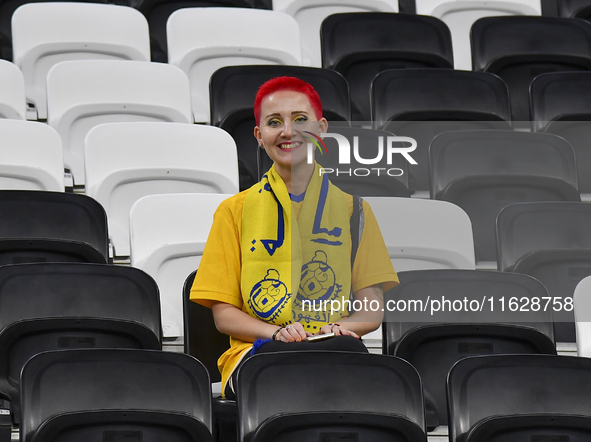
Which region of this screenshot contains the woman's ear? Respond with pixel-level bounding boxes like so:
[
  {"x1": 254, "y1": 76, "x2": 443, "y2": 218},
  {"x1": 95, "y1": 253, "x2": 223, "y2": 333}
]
[
  {"x1": 253, "y1": 126, "x2": 263, "y2": 148},
  {"x1": 319, "y1": 118, "x2": 328, "y2": 135}
]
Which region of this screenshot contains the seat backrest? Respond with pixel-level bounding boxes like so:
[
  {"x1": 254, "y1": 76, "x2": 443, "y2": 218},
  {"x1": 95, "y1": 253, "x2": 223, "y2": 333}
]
[
  {"x1": 558, "y1": 0, "x2": 591, "y2": 19},
  {"x1": 236, "y1": 351, "x2": 425, "y2": 441},
  {"x1": 530, "y1": 72, "x2": 591, "y2": 194},
  {"x1": 448, "y1": 354, "x2": 591, "y2": 442},
  {"x1": 0, "y1": 190, "x2": 109, "y2": 265},
  {"x1": 20, "y1": 349, "x2": 212, "y2": 441},
  {"x1": 0, "y1": 262, "x2": 161, "y2": 337},
  {"x1": 210, "y1": 64, "x2": 351, "y2": 190},
  {"x1": 183, "y1": 270, "x2": 230, "y2": 384},
  {"x1": 496, "y1": 201, "x2": 591, "y2": 271},
  {"x1": 430, "y1": 130, "x2": 578, "y2": 198},
  {"x1": 274, "y1": 0, "x2": 399, "y2": 67},
  {"x1": 574, "y1": 275, "x2": 591, "y2": 356},
  {"x1": 372, "y1": 70, "x2": 512, "y2": 195},
  {"x1": 0, "y1": 60, "x2": 25, "y2": 119},
  {"x1": 383, "y1": 269, "x2": 555, "y2": 352},
  {"x1": 46, "y1": 60, "x2": 193, "y2": 186},
  {"x1": 12, "y1": 2, "x2": 150, "y2": 120},
  {"x1": 130, "y1": 193, "x2": 233, "y2": 338},
  {"x1": 439, "y1": 175, "x2": 581, "y2": 264},
  {"x1": 321, "y1": 12, "x2": 453, "y2": 120},
  {"x1": 167, "y1": 7, "x2": 302, "y2": 123},
  {"x1": 0, "y1": 263, "x2": 162, "y2": 423},
  {"x1": 383, "y1": 269, "x2": 556, "y2": 428},
  {"x1": 0, "y1": 120, "x2": 64, "y2": 191},
  {"x1": 415, "y1": 0, "x2": 541, "y2": 69},
  {"x1": 0, "y1": 0, "x2": 110, "y2": 62},
  {"x1": 129, "y1": 0, "x2": 254, "y2": 62},
  {"x1": 471, "y1": 16, "x2": 591, "y2": 120},
  {"x1": 85, "y1": 122, "x2": 238, "y2": 257},
  {"x1": 363, "y1": 197, "x2": 476, "y2": 271}
]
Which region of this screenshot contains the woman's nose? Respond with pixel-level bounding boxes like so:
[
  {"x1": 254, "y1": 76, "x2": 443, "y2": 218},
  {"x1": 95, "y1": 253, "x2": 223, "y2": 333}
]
[{"x1": 281, "y1": 121, "x2": 292, "y2": 138}]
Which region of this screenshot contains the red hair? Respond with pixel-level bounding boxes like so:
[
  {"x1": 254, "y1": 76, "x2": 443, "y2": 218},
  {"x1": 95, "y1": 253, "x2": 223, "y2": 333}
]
[{"x1": 254, "y1": 76, "x2": 323, "y2": 126}]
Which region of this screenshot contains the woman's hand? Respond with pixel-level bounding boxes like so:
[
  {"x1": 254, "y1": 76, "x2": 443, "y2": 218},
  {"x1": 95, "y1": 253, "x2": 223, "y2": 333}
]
[
  {"x1": 317, "y1": 323, "x2": 360, "y2": 339},
  {"x1": 274, "y1": 322, "x2": 313, "y2": 342}
]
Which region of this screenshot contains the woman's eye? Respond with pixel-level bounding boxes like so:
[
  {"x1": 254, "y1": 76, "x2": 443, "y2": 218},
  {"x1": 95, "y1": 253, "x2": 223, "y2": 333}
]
[
  {"x1": 267, "y1": 118, "x2": 282, "y2": 127},
  {"x1": 294, "y1": 115, "x2": 308, "y2": 124}
]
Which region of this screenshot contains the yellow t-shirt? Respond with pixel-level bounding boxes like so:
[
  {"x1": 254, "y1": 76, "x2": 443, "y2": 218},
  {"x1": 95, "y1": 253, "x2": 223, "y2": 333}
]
[{"x1": 190, "y1": 187, "x2": 398, "y2": 393}]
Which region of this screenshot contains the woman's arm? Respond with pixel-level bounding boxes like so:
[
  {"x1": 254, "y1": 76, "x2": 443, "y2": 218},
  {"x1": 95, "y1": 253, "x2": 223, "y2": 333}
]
[
  {"x1": 317, "y1": 284, "x2": 384, "y2": 338},
  {"x1": 211, "y1": 301, "x2": 311, "y2": 342}
]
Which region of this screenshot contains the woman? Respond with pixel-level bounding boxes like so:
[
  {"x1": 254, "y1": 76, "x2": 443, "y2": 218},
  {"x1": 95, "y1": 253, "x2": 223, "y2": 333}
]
[{"x1": 191, "y1": 77, "x2": 398, "y2": 398}]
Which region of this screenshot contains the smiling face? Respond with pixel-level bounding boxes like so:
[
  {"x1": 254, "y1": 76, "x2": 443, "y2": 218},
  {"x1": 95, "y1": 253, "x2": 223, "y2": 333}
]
[{"x1": 254, "y1": 90, "x2": 327, "y2": 178}]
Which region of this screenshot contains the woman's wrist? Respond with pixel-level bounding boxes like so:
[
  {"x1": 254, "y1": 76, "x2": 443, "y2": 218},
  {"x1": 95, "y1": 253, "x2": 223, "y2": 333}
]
[{"x1": 271, "y1": 327, "x2": 282, "y2": 341}]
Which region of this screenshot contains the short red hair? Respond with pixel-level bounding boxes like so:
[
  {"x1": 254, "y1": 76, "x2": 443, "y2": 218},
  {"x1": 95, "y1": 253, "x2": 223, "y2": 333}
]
[{"x1": 254, "y1": 76, "x2": 323, "y2": 126}]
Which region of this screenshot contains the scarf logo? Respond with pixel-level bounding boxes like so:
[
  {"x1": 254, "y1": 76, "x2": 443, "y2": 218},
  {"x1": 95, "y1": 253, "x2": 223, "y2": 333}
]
[{"x1": 248, "y1": 269, "x2": 290, "y2": 321}]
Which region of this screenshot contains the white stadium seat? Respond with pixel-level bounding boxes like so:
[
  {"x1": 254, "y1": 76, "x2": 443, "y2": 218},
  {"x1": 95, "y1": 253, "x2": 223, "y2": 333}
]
[
  {"x1": 0, "y1": 60, "x2": 26, "y2": 120},
  {"x1": 12, "y1": 2, "x2": 150, "y2": 120},
  {"x1": 167, "y1": 7, "x2": 302, "y2": 123},
  {"x1": 85, "y1": 122, "x2": 239, "y2": 257},
  {"x1": 47, "y1": 60, "x2": 193, "y2": 186}
]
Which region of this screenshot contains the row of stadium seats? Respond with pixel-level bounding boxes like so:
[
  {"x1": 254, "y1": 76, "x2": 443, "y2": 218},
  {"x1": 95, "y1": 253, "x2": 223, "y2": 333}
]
[
  {"x1": 3, "y1": 3, "x2": 591, "y2": 121},
  {"x1": 0, "y1": 186, "x2": 590, "y2": 344},
  {"x1": 2, "y1": 260, "x2": 591, "y2": 441}
]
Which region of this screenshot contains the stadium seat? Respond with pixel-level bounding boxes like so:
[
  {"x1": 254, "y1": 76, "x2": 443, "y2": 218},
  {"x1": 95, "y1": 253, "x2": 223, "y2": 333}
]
[
  {"x1": 530, "y1": 71, "x2": 591, "y2": 197},
  {"x1": 20, "y1": 349, "x2": 213, "y2": 441},
  {"x1": 371, "y1": 69, "x2": 512, "y2": 195},
  {"x1": 273, "y1": 0, "x2": 399, "y2": 67},
  {"x1": 383, "y1": 269, "x2": 556, "y2": 430},
  {"x1": 497, "y1": 201, "x2": 591, "y2": 342},
  {"x1": 0, "y1": 262, "x2": 162, "y2": 424},
  {"x1": 46, "y1": 60, "x2": 192, "y2": 187},
  {"x1": 363, "y1": 197, "x2": 476, "y2": 271},
  {"x1": 130, "y1": 193, "x2": 233, "y2": 339},
  {"x1": 0, "y1": 190, "x2": 109, "y2": 265},
  {"x1": 0, "y1": 120, "x2": 64, "y2": 191},
  {"x1": 414, "y1": 0, "x2": 541, "y2": 69},
  {"x1": 236, "y1": 351, "x2": 427, "y2": 442},
  {"x1": 167, "y1": 8, "x2": 302, "y2": 123},
  {"x1": 209, "y1": 64, "x2": 350, "y2": 190},
  {"x1": 321, "y1": 13, "x2": 453, "y2": 121},
  {"x1": 0, "y1": 60, "x2": 25, "y2": 119},
  {"x1": 85, "y1": 122, "x2": 238, "y2": 257},
  {"x1": 448, "y1": 354, "x2": 591, "y2": 442},
  {"x1": 574, "y1": 275, "x2": 591, "y2": 356},
  {"x1": 127, "y1": 0, "x2": 254, "y2": 63},
  {"x1": 0, "y1": 0, "x2": 109, "y2": 62},
  {"x1": 437, "y1": 176, "x2": 580, "y2": 265},
  {"x1": 12, "y1": 2, "x2": 150, "y2": 121},
  {"x1": 183, "y1": 270, "x2": 236, "y2": 442},
  {"x1": 557, "y1": 0, "x2": 591, "y2": 19},
  {"x1": 471, "y1": 16, "x2": 591, "y2": 121},
  {"x1": 305, "y1": 126, "x2": 411, "y2": 197},
  {"x1": 430, "y1": 130, "x2": 578, "y2": 199}
]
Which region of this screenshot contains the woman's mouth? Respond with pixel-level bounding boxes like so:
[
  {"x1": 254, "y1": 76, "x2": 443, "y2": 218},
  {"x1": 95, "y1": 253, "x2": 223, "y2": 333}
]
[{"x1": 278, "y1": 141, "x2": 302, "y2": 150}]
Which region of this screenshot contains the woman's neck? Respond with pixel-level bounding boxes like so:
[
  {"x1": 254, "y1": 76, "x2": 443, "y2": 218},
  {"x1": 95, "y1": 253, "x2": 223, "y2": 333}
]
[{"x1": 274, "y1": 161, "x2": 315, "y2": 195}]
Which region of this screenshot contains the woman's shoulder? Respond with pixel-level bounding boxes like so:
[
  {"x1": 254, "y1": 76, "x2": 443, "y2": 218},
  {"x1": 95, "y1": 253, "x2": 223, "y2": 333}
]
[{"x1": 215, "y1": 188, "x2": 250, "y2": 217}]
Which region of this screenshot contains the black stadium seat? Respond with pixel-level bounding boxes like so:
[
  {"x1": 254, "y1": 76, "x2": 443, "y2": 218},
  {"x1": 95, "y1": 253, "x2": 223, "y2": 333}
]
[
  {"x1": 371, "y1": 69, "x2": 512, "y2": 195},
  {"x1": 321, "y1": 12, "x2": 453, "y2": 121},
  {"x1": 383, "y1": 269, "x2": 556, "y2": 430},
  {"x1": 471, "y1": 15, "x2": 591, "y2": 121},
  {"x1": 0, "y1": 263, "x2": 162, "y2": 424},
  {"x1": 530, "y1": 71, "x2": 591, "y2": 194},
  {"x1": 0, "y1": 190, "x2": 109, "y2": 265},
  {"x1": 236, "y1": 351, "x2": 427, "y2": 442},
  {"x1": 448, "y1": 354, "x2": 591, "y2": 442},
  {"x1": 20, "y1": 349, "x2": 213, "y2": 442}
]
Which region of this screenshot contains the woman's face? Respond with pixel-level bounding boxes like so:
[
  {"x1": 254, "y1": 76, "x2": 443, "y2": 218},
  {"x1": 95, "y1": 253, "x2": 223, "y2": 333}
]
[{"x1": 254, "y1": 90, "x2": 327, "y2": 173}]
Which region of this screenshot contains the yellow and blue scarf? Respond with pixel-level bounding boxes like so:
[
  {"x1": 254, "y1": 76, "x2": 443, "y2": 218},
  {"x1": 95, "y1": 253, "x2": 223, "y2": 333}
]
[{"x1": 242, "y1": 163, "x2": 352, "y2": 332}]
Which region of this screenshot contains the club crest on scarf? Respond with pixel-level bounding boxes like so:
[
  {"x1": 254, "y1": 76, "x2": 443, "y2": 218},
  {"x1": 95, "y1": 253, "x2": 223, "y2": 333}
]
[
  {"x1": 293, "y1": 250, "x2": 342, "y2": 326},
  {"x1": 248, "y1": 269, "x2": 290, "y2": 322}
]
